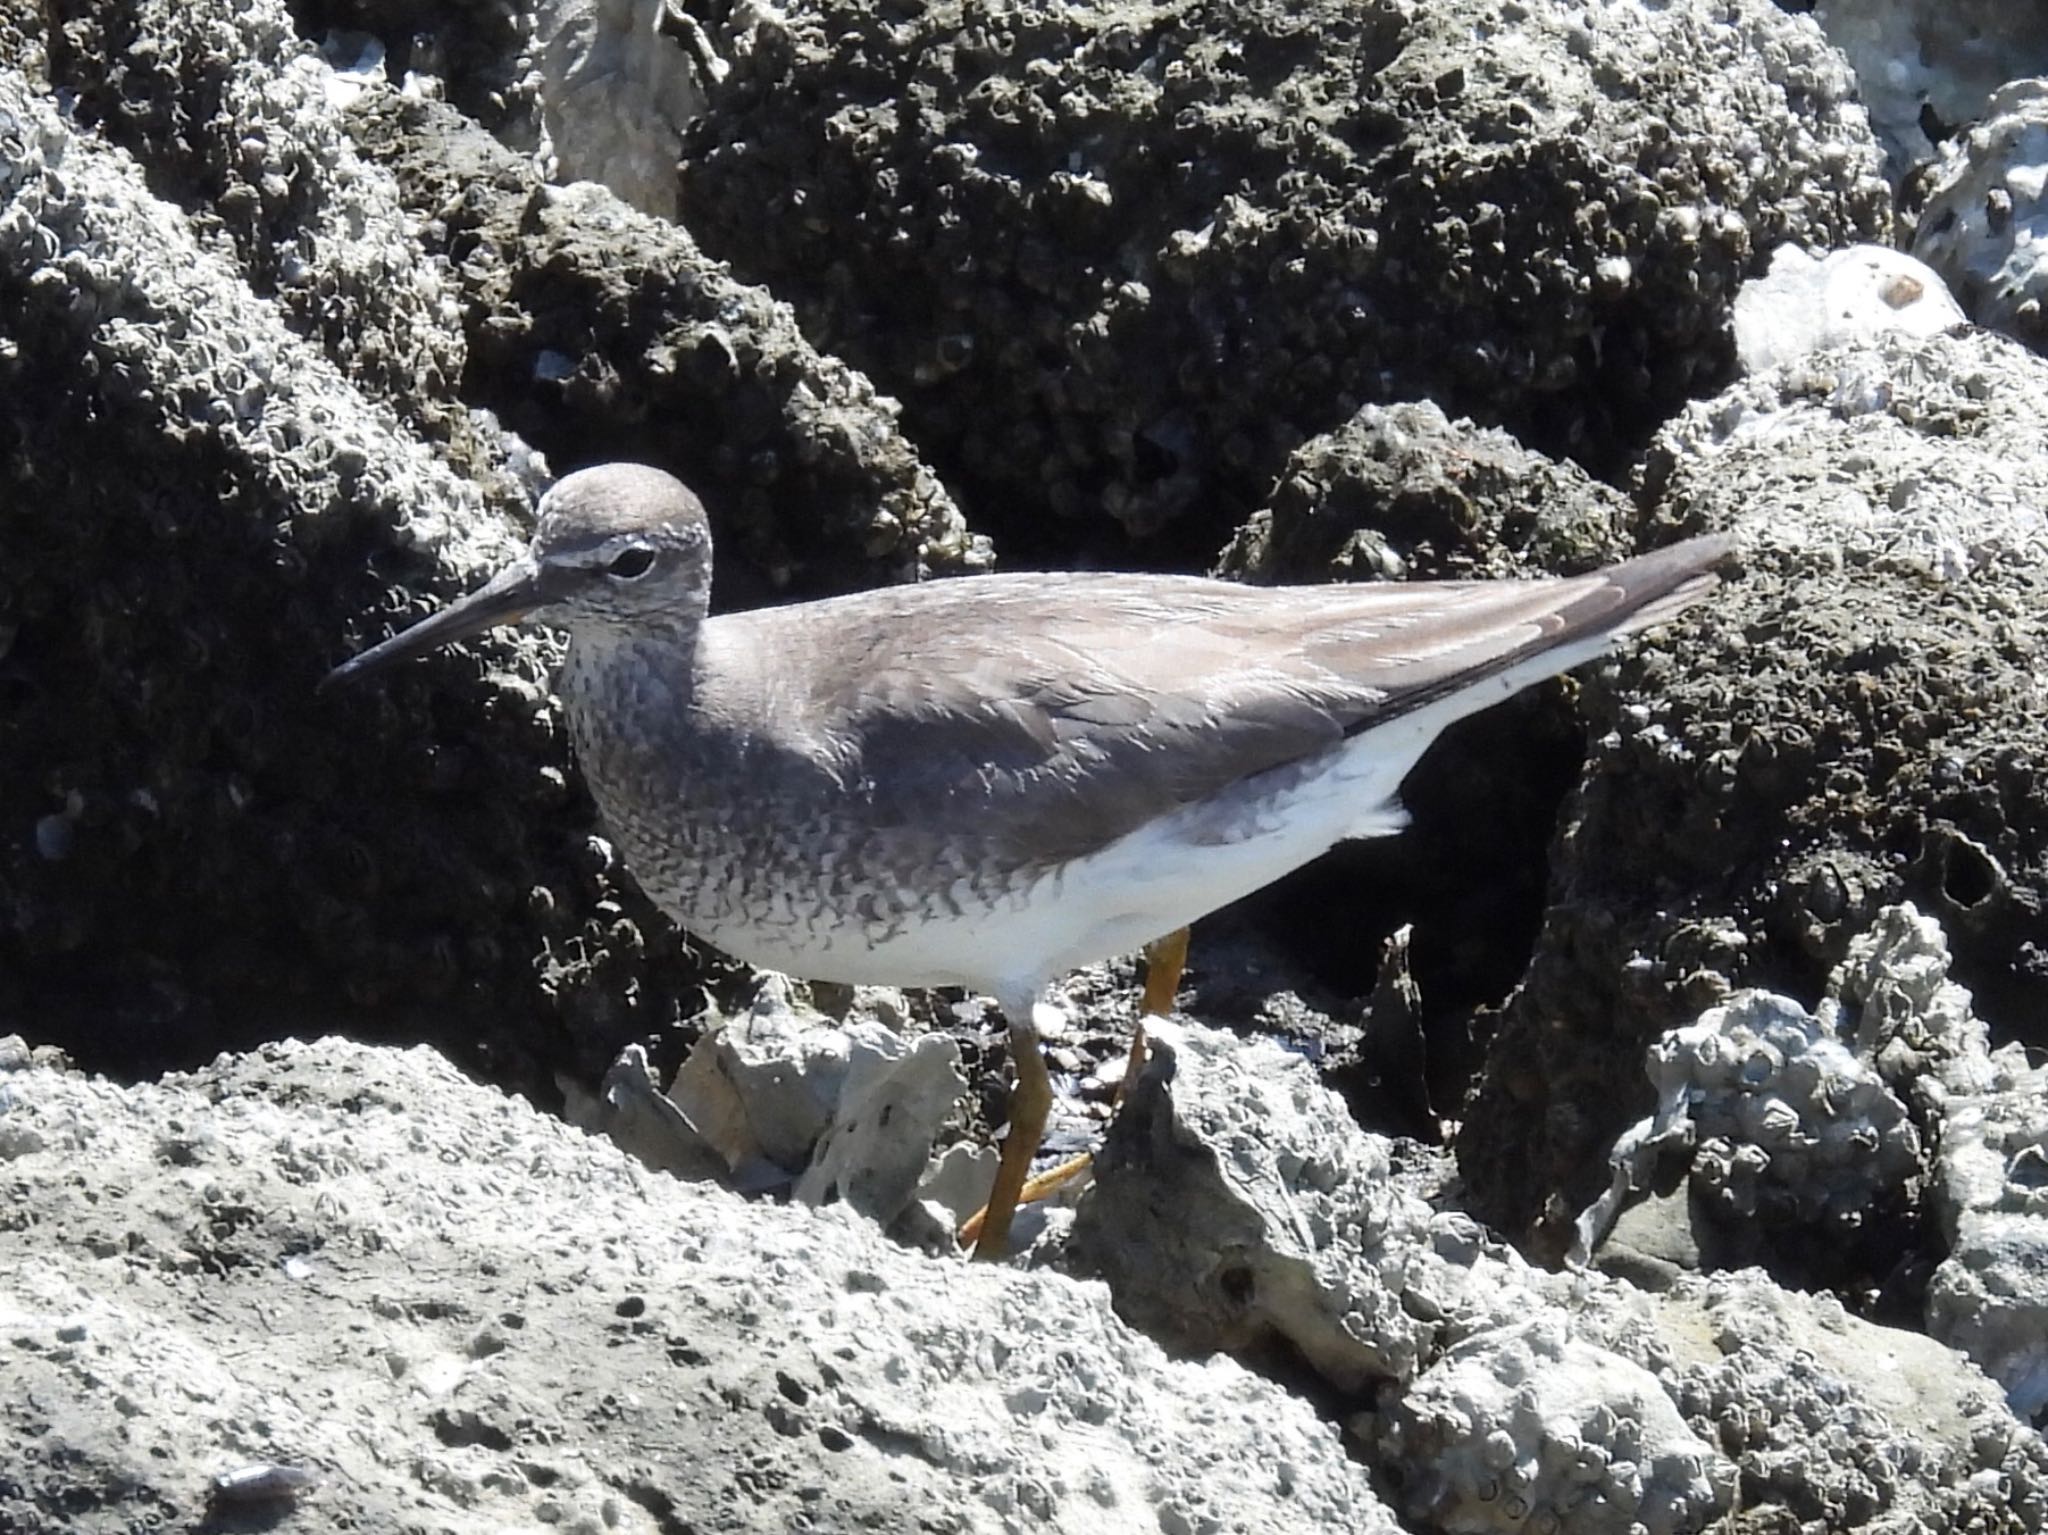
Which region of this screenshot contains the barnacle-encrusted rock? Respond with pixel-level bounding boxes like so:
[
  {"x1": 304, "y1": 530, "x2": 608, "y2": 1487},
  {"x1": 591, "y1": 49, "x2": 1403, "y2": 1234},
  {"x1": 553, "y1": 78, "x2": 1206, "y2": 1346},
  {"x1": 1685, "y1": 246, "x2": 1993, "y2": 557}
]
[
  {"x1": 1828, "y1": 906, "x2": 2048, "y2": 1422},
  {"x1": 1652, "y1": 1271, "x2": 2048, "y2": 1532},
  {"x1": 48, "y1": 0, "x2": 984, "y2": 592},
  {"x1": 1072, "y1": 1013, "x2": 2048, "y2": 1530},
  {"x1": 1585, "y1": 902, "x2": 2048, "y2": 1426},
  {"x1": 1071, "y1": 1020, "x2": 1453, "y2": 1389},
  {"x1": 533, "y1": 0, "x2": 706, "y2": 219},
  {"x1": 1375, "y1": 1320, "x2": 1731, "y2": 1535},
  {"x1": 1462, "y1": 324, "x2": 2048, "y2": 1249},
  {"x1": 676, "y1": 0, "x2": 1887, "y2": 553},
  {"x1": 1913, "y1": 81, "x2": 2048, "y2": 352},
  {"x1": 1575, "y1": 990, "x2": 1920, "y2": 1269},
  {"x1": 1732, "y1": 244, "x2": 1965, "y2": 374},
  {"x1": 0, "y1": 62, "x2": 615, "y2": 1088},
  {"x1": 54, "y1": 0, "x2": 470, "y2": 424},
  {"x1": 0, "y1": 1036, "x2": 1400, "y2": 1535},
  {"x1": 1217, "y1": 400, "x2": 1638, "y2": 585},
  {"x1": 1811, "y1": 0, "x2": 2048, "y2": 185}
]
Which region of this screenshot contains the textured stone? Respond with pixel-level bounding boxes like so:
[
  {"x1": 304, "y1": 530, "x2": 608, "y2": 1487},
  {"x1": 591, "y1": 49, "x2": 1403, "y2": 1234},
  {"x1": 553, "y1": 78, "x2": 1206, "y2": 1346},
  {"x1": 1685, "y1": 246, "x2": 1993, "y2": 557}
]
[
  {"x1": 641, "y1": 976, "x2": 965, "y2": 1226},
  {"x1": 1581, "y1": 902, "x2": 2048, "y2": 1427},
  {"x1": 1217, "y1": 399, "x2": 1639, "y2": 585},
  {"x1": 1573, "y1": 988, "x2": 1921, "y2": 1272},
  {"x1": 1073, "y1": 1018, "x2": 1453, "y2": 1390},
  {"x1": 1914, "y1": 81, "x2": 2048, "y2": 352},
  {"x1": 0, "y1": 1037, "x2": 1399, "y2": 1535},
  {"x1": 1067, "y1": 1012, "x2": 2047, "y2": 1531},
  {"x1": 677, "y1": 0, "x2": 1888, "y2": 554},
  {"x1": 1828, "y1": 907, "x2": 2048, "y2": 1424},
  {"x1": 1733, "y1": 244, "x2": 1965, "y2": 374},
  {"x1": 1463, "y1": 324, "x2": 2048, "y2": 1250},
  {"x1": 534, "y1": 0, "x2": 707, "y2": 218},
  {"x1": 1812, "y1": 0, "x2": 2048, "y2": 185},
  {"x1": 1374, "y1": 1321, "x2": 1732, "y2": 1535},
  {"x1": 1, "y1": 1, "x2": 982, "y2": 1090}
]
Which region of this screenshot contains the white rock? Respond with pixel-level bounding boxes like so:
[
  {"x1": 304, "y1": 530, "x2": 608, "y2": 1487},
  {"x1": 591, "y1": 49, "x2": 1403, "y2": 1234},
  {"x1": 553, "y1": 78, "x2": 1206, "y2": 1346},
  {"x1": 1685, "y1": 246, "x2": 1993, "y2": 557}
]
[
  {"x1": 0, "y1": 1037, "x2": 1393, "y2": 1534},
  {"x1": 1733, "y1": 244, "x2": 1963, "y2": 375}
]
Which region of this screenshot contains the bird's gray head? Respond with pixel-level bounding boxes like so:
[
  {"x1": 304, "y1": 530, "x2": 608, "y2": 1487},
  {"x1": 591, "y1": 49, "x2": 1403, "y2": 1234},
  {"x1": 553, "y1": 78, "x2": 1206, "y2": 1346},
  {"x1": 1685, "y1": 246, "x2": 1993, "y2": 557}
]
[{"x1": 324, "y1": 463, "x2": 711, "y2": 687}]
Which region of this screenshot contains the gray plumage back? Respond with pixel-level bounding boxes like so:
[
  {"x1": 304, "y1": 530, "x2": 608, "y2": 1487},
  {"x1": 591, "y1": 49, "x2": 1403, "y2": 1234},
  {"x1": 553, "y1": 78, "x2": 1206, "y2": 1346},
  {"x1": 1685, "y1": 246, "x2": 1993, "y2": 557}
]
[{"x1": 633, "y1": 533, "x2": 1735, "y2": 874}]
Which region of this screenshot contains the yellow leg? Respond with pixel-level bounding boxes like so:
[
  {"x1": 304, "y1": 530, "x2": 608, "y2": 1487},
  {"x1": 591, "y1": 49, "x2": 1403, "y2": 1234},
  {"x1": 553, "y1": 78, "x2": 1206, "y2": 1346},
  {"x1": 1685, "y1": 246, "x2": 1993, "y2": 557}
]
[
  {"x1": 1138, "y1": 925, "x2": 1188, "y2": 1024},
  {"x1": 1128, "y1": 923, "x2": 1186, "y2": 1085},
  {"x1": 970, "y1": 1011, "x2": 1052, "y2": 1260},
  {"x1": 957, "y1": 927, "x2": 1189, "y2": 1254}
]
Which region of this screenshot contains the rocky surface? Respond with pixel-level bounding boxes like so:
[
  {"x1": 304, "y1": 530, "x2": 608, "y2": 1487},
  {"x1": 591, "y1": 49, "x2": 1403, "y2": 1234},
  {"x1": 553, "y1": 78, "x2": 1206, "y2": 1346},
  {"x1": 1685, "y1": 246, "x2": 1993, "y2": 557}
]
[
  {"x1": 1067, "y1": 995, "x2": 2047, "y2": 1532},
  {"x1": 1812, "y1": 0, "x2": 2048, "y2": 190},
  {"x1": 1730, "y1": 244, "x2": 1965, "y2": 375},
  {"x1": 1574, "y1": 986, "x2": 1922, "y2": 1279},
  {"x1": 1, "y1": 0, "x2": 981, "y2": 1095},
  {"x1": 1460, "y1": 321, "x2": 2048, "y2": 1252},
  {"x1": 676, "y1": 0, "x2": 1888, "y2": 556},
  {"x1": 572, "y1": 975, "x2": 972, "y2": 1230},
  {"x1": 1913, "y1": 81, "x2": 2048, "y2": 353},
  {"x1": 1217, "y1": 399, "x2": 1641, "y2": 585},
  {"x1": 0, "y1": 1036, "x2": 1396, "y2": 1534},
  {"x1": 1573, "y1": 904, "x2": 2035, "y2": 1327},
  {"x1": 1830, "y1": 908, "x2": 2048, "y2": 1423},
  {"x1": 534, "y1": 0, "x2": 708, "y2": 218}
]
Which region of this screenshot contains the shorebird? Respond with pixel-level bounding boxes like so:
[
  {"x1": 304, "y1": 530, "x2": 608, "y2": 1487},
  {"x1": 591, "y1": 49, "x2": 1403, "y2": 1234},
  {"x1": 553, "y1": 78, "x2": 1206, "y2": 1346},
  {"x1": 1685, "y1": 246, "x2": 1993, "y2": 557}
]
[{"x1": 328, "y1": 464, "x2": 1733, "y2": 1255}]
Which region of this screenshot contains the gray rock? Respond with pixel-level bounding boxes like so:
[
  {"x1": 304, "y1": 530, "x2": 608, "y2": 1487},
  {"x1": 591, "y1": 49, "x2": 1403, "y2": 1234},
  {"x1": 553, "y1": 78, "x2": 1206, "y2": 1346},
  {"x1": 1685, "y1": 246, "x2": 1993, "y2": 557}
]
[
  {"x1": 559, "y1": 1041, "x2": 729, "y2": 1181},
  {"x1": 1828, "y1": 906, "x2": 2048, "y2": 1422},
  {"x1": 1732, "y1": 244, "x2": 1964, "y2": 374},
  {"x1": 0, "y1": 1037, "x2": 1398, "y2": 1535},
  {"x1": 676, "y1": 0, "x2": 1887, "y2": 548},
  {"x1": 534, "y1": 0, "x2": 708, "y2": 218},
  {"x1": 1372, "y1": 1319, "x2": 1733, "y2": 1535},
  {"x1": 656, "y1": 975, "x2": 964, "y2": 1224},
  {"x1": 1069, "y1": 1013, "x2": 2048, "y2": 1531},
  {"x1": 1582, "y1": 901, "x2": 2048, "y2": 1427},
  {"x1": 570, "y1": 978, "x2": 964, "y2": 1229},
  {"x1": 667, "y1": 976, "x2": 869, "y2": 1179},
  {"x1": 1072, "y1": 1018, "x2": 1457, "y2": 1390},
  {"x1": 1462, "y1": 322, "x2": 2048, "y2": 1250},
  {"x1": 1812, "y1": 0, "x2": 2048, "y2": 186},
  {"x1": 1573, "y1": 987, "x2": 1920, "y2": 1266},
  {"x1": 791, "y1": 1020, "x2": 963, "y2": 1225},
  {"x1": 0, "y1": 0, "x2": 983, "y2": 1090},
  {"x1": 1216, "y1": 399, "x2": 1639, "y2": 585},
  {"x1": 1914, "y1": 80, "x2": 2048, "y2": 351},
  {"x1": 1931, "y1": 1204, "x2": 2048, "y2": 1425},
  {"x1": 1644, "y1": 1271, "x2": 2048, "y2": 1532}
]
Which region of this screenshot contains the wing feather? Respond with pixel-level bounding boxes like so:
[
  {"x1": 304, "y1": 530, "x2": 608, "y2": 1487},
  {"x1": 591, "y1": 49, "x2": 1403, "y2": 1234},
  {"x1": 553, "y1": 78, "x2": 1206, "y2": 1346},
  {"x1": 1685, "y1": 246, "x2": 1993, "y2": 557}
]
[{"x1": 720, "y1": 534, "x2": 1732, "y2": 867}]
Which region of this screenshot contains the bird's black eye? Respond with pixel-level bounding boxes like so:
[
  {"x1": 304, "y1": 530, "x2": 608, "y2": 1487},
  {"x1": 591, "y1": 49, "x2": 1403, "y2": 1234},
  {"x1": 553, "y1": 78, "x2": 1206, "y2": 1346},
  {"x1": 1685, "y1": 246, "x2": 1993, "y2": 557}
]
[{"x1": 606, "y1": 545, "x2": 657, "y2": 580}]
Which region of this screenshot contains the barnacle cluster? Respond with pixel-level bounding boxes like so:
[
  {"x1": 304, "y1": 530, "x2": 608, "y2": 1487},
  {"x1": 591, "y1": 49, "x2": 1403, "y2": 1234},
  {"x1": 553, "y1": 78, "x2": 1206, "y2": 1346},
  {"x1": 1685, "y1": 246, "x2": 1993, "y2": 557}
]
[
  {"x1": 678, "y1": 0, "x2": 1887, "y2": 552},
  {"x1": 0, "y1": 65, "x2": 686, "y2": 1089},
  {"x1": 1378, "y1": 1320, "x2": 1732, "y2": 1535},
  {"x1": 1831, "y1": 906, "x2": 2048, "y2": 1424},
  {"x1": 1651, "y1": 991, "x2": 1921, "y2": 1234}
]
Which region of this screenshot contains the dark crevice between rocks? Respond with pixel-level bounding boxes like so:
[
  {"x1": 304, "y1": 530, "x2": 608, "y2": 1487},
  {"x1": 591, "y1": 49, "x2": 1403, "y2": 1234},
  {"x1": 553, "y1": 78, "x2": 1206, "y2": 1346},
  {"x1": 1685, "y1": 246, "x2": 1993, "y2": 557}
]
[{"x1": 284, "y1": 1, "x2": 537, "y2": 138}]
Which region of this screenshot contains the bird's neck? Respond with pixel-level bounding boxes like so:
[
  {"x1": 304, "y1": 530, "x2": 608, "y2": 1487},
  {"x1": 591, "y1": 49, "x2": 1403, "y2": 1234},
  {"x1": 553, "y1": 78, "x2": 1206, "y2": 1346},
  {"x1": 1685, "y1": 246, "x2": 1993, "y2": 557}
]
[{"x1": 558, "y1": 618, "x2": 706, "y2": 761}]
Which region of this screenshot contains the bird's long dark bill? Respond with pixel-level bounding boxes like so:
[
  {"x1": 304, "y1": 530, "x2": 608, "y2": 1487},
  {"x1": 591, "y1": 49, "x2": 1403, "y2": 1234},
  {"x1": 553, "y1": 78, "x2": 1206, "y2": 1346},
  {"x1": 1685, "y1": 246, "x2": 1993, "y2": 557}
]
[{"x1": 322, "y1": 556, "x2": 546, "y2": 687}]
